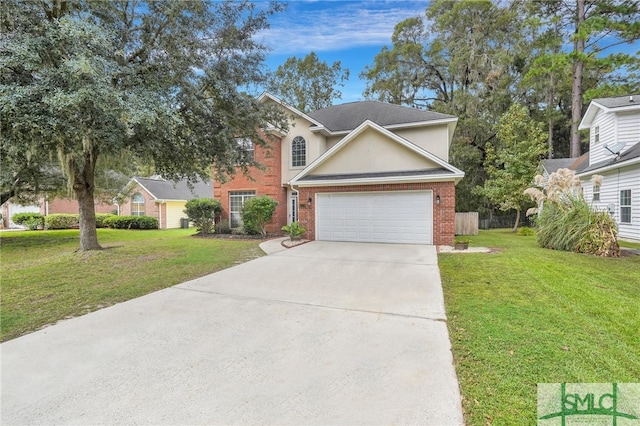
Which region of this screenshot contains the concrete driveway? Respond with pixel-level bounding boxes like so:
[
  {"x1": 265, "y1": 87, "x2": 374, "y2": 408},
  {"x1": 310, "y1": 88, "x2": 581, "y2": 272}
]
[{"x1": 1, "y1": 241, "x2": 463, "y2": 425}]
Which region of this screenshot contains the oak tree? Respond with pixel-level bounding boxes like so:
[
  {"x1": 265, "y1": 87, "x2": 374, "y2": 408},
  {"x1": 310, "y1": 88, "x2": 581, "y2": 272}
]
[{"x1": 1, "y1": 0, "x2": 287, "y2": 250}]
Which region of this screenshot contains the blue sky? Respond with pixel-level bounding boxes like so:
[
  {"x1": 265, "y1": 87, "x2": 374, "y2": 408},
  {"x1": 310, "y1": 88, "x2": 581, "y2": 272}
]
[
  {"x1": 256, "y1": 1, "x2": 640, "y2": 104},
  {"x1": 256, "y1": 0, "x2": 428, "y2": 103}
]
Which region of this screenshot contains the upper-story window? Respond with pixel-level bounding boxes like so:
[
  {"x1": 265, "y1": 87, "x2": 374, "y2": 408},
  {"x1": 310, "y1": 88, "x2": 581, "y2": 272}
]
[
  {"x1": 292, "y1": 136, "x2": 306, "y2": 168},
  {"x1": 594, "y1": 126, "x2": 600, "y2": 143},
  {"x1": 236, "y1": 138, "x2": 254, "y2": 163},
  {"x1": 132, "y1": 193, "x2": 145, "y2": 216}
]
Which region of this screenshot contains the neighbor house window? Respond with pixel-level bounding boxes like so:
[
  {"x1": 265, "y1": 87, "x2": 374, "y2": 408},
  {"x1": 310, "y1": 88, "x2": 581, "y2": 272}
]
[
  {"x1": 593, "y1": 184, "x2": 600, "y2": 201},
  {"x1": 620, "y1": 190, "x2": 631, "y2": 223},
  {"x1": 229, "y1": 191, "x2": 255, "y2": 228},
  {"x1": 236, "y1": 138, "x2": 254, "y2": 163},
  {"x1": 132, "y1": 193, "x2": 145, "y2": 216},
  {"x1": 594, "y1": 126, "x2": 599, "y2": 143},
  {"x1": 292, "y1": 136, "x2": 306, "y2": 167}
]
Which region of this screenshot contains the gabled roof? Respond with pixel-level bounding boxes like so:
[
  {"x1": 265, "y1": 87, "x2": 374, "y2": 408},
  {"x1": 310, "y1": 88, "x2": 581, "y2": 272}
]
[
  {"x1": 542, "y1": 154, "x2": 590, "y2": 176},
  {"x1": 289, "y1": 120, "x2": 464, "y2": 186},
  {"x1": 579, "y1": 94, "x2": 640, "y2": 129},
  {"x1": 133, "y1": 177, "x2": 212, "y2": 201},
  {"x1": 257, "y1": 92, "x2": 324, "y2": 128},
  {"x1": 541, "y1": 158, "x2": 577, "y2": 175},
  {"x1": 308, "y1": 100, "x2": 456, "y2": 133},
  {"x1": 578, "y1": 141, "x2": 640, "y2": 176}
]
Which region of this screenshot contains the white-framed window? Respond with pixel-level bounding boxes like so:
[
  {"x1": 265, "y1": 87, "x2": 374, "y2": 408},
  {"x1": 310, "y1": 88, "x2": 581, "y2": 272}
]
[
  {"x1": 292, "y1": 136, "x2": 306, "y2": 168},
  {"x1": 620, "y1": 189, "x2": 631, "y2": 223},
  {"x1": 594, "y1": 126, "x2": 600, "y2": 143},
  {"x1": 236, "y1": 138, "x2": 254, "y2": 163},
  {"x1": 229, "y1": 190, "x2": 255, "y2": 228},
  {"x1": 290, "y1": 191, "x2": 298, "y2": 223},
  {"x1": 593, "y1": 184, "x2": 600, "y2": 202},
  {"x1": 132, "y1": 193, "x2": 145, "y2": 216}
]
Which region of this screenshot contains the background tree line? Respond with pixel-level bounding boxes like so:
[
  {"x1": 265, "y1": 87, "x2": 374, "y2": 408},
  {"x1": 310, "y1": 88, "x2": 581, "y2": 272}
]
[
  {"x1": 358, "y1": 0, "x2": 640, "y2": 215},
  {"x1": 266, "y1": 0, "x2": 639, "y2": 218}
]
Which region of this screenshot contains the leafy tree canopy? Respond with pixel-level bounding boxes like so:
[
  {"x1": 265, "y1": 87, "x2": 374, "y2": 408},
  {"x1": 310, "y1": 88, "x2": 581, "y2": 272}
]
[
  {"x1": 1, "y1": 0, "x2": 287, "y2": 250},
  {"x1": 474, "y1": 104, "x2": 548, "y2": 231},
  {"x1": 266, "y1": 51, "x2": 349, "y2": 112}
]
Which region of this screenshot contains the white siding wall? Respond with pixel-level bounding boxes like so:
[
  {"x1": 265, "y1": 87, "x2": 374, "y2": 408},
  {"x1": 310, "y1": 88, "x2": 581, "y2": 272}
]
[
  {"x1": 589, "y1": 110, "x2": 616, "y2": 165},
  {"x1": 165, "y1": 201, "x2": 185, "y2": 229},
  {"x1": 581, "y1": 165, "x2": 640, "y2": 242},
  {"x1": 617, "y1": 111, "x2": 640, "y2": 154}
]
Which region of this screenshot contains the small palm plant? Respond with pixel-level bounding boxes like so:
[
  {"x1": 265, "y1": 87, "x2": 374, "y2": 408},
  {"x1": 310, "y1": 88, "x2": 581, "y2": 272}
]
[{"x1": 281, "y1": 221, "x2": 306, "y2": 240}]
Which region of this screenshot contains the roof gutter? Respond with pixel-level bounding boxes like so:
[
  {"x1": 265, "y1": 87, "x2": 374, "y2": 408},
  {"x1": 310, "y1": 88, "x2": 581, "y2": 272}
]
[
  {"x1": 290, "y1": 173, "x2": 465, "y2": 187},
  {"x1": 577, "y1": 156, "x2": 640, "y2": 177}
]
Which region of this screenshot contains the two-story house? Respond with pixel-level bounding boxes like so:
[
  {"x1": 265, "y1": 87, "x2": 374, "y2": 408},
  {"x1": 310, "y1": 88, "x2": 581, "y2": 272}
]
[
  {"x1": 214, "y1": 93, "x2": 464, "y2": 245},
  {"x1": 577, "y1": 94, "x2": 640, "y2": 242}
]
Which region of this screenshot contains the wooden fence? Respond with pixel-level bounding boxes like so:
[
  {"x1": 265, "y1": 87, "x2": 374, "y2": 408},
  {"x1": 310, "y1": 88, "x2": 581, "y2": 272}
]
[{"x1": 455, "y1": 212, "x2": 478, "y2": 235}]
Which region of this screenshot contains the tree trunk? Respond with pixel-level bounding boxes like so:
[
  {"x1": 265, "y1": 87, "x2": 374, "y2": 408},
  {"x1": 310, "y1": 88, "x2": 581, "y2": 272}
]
[
  {"x1": 73, "y1": 139, "x2": 101, "y2": 251},
  {"x1": 570, "y1": 0, "x2": 585, "y2": 158},
  {"x1": 76, "y1": 185, "x2": 101, "y2": 251},
  {"x1": 547, "y1": 75, "x2": 554, "y2": 159},
  {"x1": 512, "y1": 208, "x2": 520, "y2": 233},
  {"x1": 548, "y1": 115, "x2": 554, "y2": 159}
]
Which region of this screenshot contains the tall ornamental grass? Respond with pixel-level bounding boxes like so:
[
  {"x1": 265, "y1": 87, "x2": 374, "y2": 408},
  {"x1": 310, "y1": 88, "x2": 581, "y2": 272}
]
[{"x1": 525, "y1": 169, "x2": 619, "y2": 257}]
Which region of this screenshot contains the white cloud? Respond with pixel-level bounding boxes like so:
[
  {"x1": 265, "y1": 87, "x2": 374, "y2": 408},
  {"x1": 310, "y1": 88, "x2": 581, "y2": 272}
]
[{"x1": 257, "y1": 1, "x2": 426, "y2": 54}]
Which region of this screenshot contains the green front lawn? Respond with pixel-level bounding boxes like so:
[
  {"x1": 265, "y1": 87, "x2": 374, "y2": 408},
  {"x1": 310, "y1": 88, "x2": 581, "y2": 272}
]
[
  {"x1": 439, "y1": 230, "x2": 640, "y2": 425},
  {"x1": 0, "y1": 229, "x2": 264, "y2": 342}
]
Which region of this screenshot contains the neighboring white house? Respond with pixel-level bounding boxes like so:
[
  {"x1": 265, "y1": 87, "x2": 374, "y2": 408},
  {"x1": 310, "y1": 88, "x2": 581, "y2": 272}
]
[{"x1": 577, "y1": 94, "x2": 640, "y2": 242}]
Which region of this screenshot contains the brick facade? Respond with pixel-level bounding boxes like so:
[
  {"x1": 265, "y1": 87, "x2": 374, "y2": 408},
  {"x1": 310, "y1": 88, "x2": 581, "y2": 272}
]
[
  {"x1": 213, "y1": 137, "x2": 287, "y2": 234},
  {"x1": 118, "y1": 184, "x2": 160, "y2": 221},
  {"x1": 294, "y1": 181, "x2": 456, "y2": 245},
  {"x1": 39, "y1": 196, "x2": 115, "y2": 216}
]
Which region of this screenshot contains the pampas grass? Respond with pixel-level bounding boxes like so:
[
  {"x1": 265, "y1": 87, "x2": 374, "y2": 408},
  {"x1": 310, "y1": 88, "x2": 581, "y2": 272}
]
[{"x1": 526, "y1": 169, "x2": 619, "y2": 257}]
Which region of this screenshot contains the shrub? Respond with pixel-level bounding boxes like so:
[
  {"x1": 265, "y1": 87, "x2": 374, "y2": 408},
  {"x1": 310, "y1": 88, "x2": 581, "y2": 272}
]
[
  {"x1": 183, "y1": 198, "x2": 222, "y2": 234},
  {"x1": 517, "y1": 226, "x2": 535, "y2": 236},
  {"x1": 231, "y1": 225, "x2": 246, "y2": 235},
  {"x1": 95, "y1": 213, "x2": 114, "y2": 228},
  {"x1": 215, "y1": 219, "x2": 231, "y2": 234},
  {"x1": 45, "y1": 214, "x2": 79, "y2": 229},
  {"x1": 12, "y1": 212, "x2": 43, "y2": 230},
  {"x1": 103, "y1": 215, "x2": 158, "y2": 229},
  {"x1": 241, "y1": 196, "x2": 278, "y2": 236},
  {"x1": 281, "y1": 221, "x2": 305, "y2": 239}
]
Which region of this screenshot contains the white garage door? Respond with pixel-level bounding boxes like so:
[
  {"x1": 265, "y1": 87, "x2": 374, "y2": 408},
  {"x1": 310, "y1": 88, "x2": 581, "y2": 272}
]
[{"x1": 316, "y1": 191, "x2": 433, "y2": 244}]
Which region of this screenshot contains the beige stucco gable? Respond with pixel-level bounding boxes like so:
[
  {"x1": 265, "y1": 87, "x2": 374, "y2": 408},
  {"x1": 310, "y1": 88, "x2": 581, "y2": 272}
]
[{"x1": 312, "y1": 126, "x2": 441, "y2": 176}]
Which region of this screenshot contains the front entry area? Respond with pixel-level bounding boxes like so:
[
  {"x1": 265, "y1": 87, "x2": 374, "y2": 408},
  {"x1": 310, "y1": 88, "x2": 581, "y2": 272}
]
[{"x1": 316, "y1": 190, "x2": 433, "y2": 244}]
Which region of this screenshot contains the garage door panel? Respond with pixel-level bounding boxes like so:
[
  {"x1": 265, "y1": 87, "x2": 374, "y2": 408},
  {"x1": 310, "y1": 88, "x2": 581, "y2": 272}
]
[{"x1": 316, "y1": 191, "x2": 432, "y2": 244}]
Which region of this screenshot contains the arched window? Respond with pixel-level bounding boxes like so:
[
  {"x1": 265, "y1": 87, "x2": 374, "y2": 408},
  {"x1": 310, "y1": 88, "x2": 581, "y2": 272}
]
[
  {"x1": 132, "y1": 193, "x2": 145, "y2": 216},
  {"x1": 292, "y1": 136, "x2": 306, "y2": 167}
]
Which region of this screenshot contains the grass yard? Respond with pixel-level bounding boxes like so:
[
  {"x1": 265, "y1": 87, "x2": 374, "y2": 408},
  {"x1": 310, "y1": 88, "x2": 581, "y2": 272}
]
[
  {"x1": 0, "y1": 229, "x2": 264, "y2": 342},
  {"x1": 439, "y1": 230, "x2": 640, "y2": 425}
]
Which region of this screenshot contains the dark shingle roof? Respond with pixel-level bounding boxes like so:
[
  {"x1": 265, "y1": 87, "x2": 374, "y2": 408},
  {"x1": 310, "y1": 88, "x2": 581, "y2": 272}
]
[
  {"x1": 308, "y1": 101, "x2": 455, "y2": 132},
  {"x1": 580, "y1": 142, "x2": 640, "y2": 174},
  {"x1": 541, "y1": 153, "x2": 590, "y2": 175},
  {"x1": 135, "y1": 177, "x2": 212, "y2": 200},
  {"x1": 542, "y1": 158, "x2": 577, "y2": 174},
  {"x1": 593, "y1": 94, "x2": 640, "y2": 109}
]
